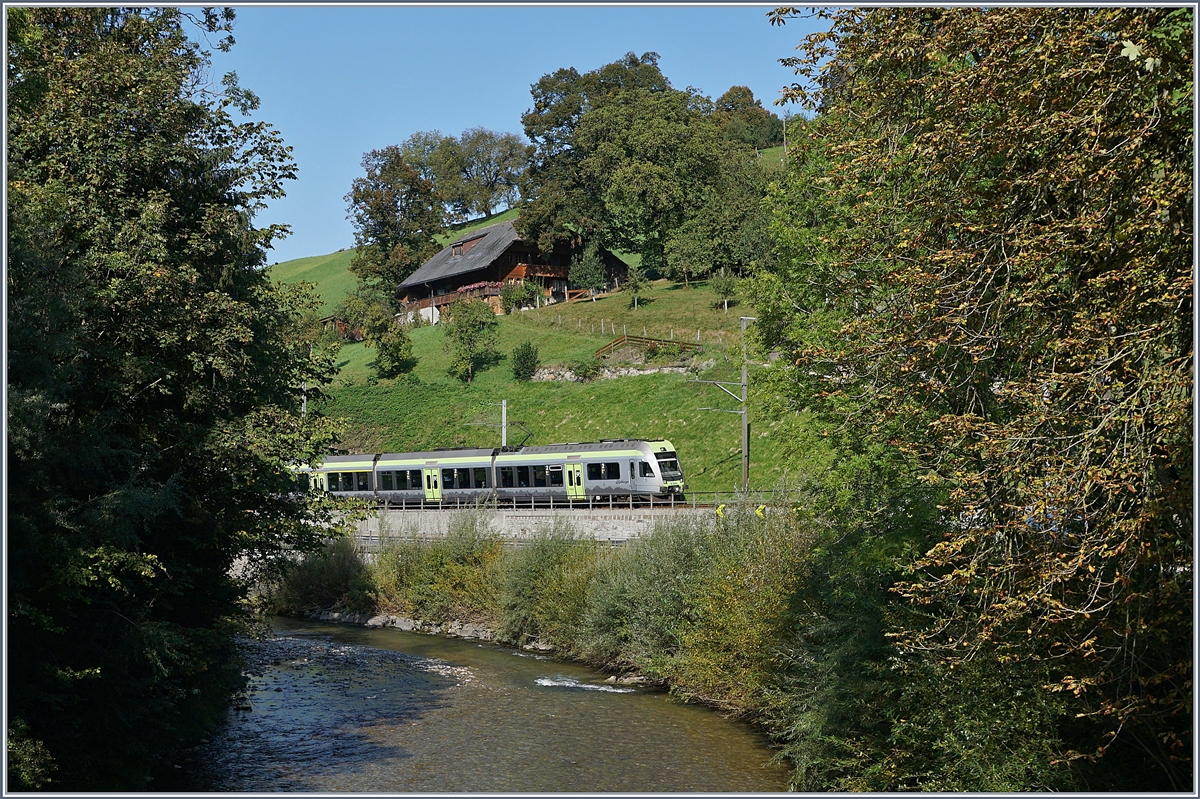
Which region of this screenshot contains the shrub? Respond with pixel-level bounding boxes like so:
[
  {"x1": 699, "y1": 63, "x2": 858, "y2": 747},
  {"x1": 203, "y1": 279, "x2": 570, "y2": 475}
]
[
  {"x1": 500, "y1": 281, "x2": 537, "y2": 314},
  {"x1": 708, "y1": 267, "x2": 739, "y2": 313},
  {"x1": 264, "y1": 537, "x2": 373, "y2": 614},
  {"x1": 497, "y1": 519, "x2": 596, "y2": 647},
  {"x1": 645, "y1": 343, "x2": 682, "y2": 363},
  {"x1": 369, "y1": 509, "x2": 502, "y2": 621},
  {"x1": 510, "y1": 341, "x2": 540, "y2": 381},
  {"x1": 570, "y1": 357, "x2": 601, "y2": 382}
]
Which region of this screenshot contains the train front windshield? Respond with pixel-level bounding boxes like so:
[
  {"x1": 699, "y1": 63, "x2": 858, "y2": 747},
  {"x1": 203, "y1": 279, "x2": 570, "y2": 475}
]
[{"x1": 655, "y1": 452, "x2": 683, "y2": 479}]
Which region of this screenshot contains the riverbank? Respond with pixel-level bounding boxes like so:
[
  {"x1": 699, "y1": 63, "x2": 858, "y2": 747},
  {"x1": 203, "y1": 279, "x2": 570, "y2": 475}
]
[
  {"x1": 261, "y1": 502, "x2": 812, "y2": 786},
  {"x1": 299, "y1": 608, "x2": 658, "y2": 686}
]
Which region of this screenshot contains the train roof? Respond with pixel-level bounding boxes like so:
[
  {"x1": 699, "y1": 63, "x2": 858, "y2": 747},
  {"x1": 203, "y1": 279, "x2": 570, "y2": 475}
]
[
  {"x1": 513, "y1": 439, "x2": 656, "y2": 455},
  {"x1": 311, "y1": 440, "x2": 678, "y2": 467},
  {"x1": 378, "y1": 447, "x2": 496, "y2": 461}
]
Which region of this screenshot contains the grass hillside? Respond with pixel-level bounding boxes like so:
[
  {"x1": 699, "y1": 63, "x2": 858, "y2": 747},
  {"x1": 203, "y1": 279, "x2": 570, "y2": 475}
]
[
  {"x1": 273, "y1": 202, "x2": 795, "y2": 493},
  {"x1": 317, "y1": 279, "x2": 792, "y2": 494}
]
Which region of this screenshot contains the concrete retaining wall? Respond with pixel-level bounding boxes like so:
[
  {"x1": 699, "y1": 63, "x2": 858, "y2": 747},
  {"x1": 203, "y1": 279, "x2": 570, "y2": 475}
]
[{"x1": 353, "y1": 505, "x2": 707, "y2": 548}]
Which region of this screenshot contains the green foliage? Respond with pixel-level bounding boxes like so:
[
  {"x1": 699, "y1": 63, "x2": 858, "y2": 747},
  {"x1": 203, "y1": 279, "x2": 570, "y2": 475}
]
[
  {"x1": 707, "y1": 268, "x2": 739, "y2": 313},
  {"x1": 336, "y1": 285, "x2": 415, "y2": 377},
  {"x1": 263, "y1": 537, "x2": 374, "y2": 614},
  {"x1": 500, "y1": 280, "x2": 538, "y2": 313},
  {"x1": 497, "y1": 521, "x2": 599, "y2": 648},
  {"x1": 714, "y1": 85, "x2": 784, "y2": 149},
  {"x1": 441, "y1": 297, "x2": 499, "y2": 382},
  {"x1": 663, "y1": 145, "x2": 771, "y2": 287},
  {"x1": 402, "y1": 127, "x2": 527, "y2": 222},
  {"x1": 345, "y1": 144, "x2": 445, "y2": 289},
  {"x1": 518, "y1": 52, "x2": 766, "y2": 281},
  {"x1": 7, "y1": 719, "x2": 56, "y2": 790},
  {"x1": 568, "y1": 240, "x2": 609, "y2": 299},
  {"x1": 573, "y1": 86, "x2": 725, "y2": 275},
  {"x1": 643, "y1": 342, "x2": 683, "y2": 363},
  {"x1": 510, "y1": 340, "x2": 540, "y2": 381},
  {"x1": 369, "y1": 511, "x2": 503, "y2": 620},
  {"x1": 518, "y1": 51, "x2": 671, "y2": 255},
  {"x1": 6, "y1": 8, "x2": 343, "y2": 789},
  {"x1": 621, "y1": 262, "x2": 648, "y2": 309},
  {"x1": 569, "y1": 356, "x2": 602, "y2": 382},
  {"x1": 759, "y1": 5, "x2": 1193, "y2": 790}
]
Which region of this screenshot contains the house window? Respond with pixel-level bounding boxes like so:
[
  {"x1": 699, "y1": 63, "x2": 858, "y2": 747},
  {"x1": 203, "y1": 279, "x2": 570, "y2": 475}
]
[{"x1": 452, "y1": 243, "x2": 463, "y2": 257}]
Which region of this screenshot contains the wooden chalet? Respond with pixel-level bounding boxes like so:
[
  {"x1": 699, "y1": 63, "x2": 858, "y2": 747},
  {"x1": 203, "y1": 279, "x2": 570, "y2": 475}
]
[{"x1": 397, "y1": 221, "x2": 627, "y2": 322}]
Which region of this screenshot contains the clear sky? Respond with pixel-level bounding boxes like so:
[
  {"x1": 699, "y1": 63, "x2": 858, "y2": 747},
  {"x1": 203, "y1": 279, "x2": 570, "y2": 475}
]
[{"x1": 205, "y1": 4, "x2": 822, "y2": 265}]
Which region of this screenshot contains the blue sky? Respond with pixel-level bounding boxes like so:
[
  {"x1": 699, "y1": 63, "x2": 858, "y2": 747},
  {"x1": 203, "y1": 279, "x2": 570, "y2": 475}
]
[{"x1": 205, "y1": 5, "x2": 822, "y2": 265}]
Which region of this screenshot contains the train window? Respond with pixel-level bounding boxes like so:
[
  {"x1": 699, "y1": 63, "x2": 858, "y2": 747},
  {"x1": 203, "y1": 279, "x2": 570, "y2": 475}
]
[
  {"x1": 500, "y1": 466, "x2": 514, "y2": 488},
  {"x1": 548, "y1": 464, "x2": 564, "y2": 487},
  {"x1": 337, "y1": 473, "x2": 352, "y2": 491},
  {"x1": 442, "y1": 468, "x2": 456, "y2": 489},
  {"x1": 409, "y1": 470, "x2": 422, "y2": 489},
  {"x1": 586, "y1": 462, "x2": 621, "y2": 480},
  {"x1": 380, "y1": 471, "x2": 394, "y2": 491},
  {"x1": 474, "y1": 467, "x2": 489, "y2": 488},
  {"x1": 517, "y1": 465, "x2": 531, "y2": 488},
  {"x1": 640, "y1": 461, "x2": 654, "y2": 477},
  {"x1": 356, "y1": 472, "x2": 370, "y2": 491},
  {"x1": 655, "y1": 453, "x2": 683, "y2": 479},
  {"x1": 457, "y1": 468, "x2": 473, "y2": 488},
  {"x1": 533, "y1": 465, "x2": 548, "y2": 487}
]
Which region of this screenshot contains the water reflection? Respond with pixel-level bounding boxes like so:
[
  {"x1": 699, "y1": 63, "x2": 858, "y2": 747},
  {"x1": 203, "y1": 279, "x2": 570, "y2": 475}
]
[{"x1": 172, "y1": 618, "x2": 788, "y2": 792}]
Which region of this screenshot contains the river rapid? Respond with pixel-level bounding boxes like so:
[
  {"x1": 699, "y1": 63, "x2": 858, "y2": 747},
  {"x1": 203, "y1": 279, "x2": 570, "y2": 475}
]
[{"x1": 167, "y1": 617, "x2": 789, "y2": 792}]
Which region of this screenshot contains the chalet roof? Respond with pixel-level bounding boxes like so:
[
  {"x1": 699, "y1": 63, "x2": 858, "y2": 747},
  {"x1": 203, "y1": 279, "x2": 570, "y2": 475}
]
[{"x1": 399, "y1": 221, "x2": 521, "y2": 292}]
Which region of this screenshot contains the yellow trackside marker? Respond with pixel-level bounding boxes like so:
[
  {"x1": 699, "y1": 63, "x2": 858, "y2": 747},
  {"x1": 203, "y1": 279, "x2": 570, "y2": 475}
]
[
  {"x1": 756, "y1": 505, "x2": 766, "y2": 518},
  {"x1": 716, "y1": 503, "x2": 726, "y2": 519}
]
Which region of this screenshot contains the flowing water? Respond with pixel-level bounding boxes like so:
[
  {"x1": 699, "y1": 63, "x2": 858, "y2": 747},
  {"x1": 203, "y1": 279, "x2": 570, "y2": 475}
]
[{"x1": 169, "y1": 617, "x2": 788, "y2": 792}]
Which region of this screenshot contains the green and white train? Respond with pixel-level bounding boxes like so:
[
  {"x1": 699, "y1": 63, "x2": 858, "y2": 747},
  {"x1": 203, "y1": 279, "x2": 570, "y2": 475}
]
[{"x1": 300, "y1": 439, "x2": 686, "y2": 505}]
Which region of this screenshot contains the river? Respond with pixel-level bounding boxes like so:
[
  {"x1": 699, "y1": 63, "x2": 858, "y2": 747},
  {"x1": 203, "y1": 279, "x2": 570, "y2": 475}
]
[{"x1": 166, "y1": 617, "x2": 789, "y2": 792}]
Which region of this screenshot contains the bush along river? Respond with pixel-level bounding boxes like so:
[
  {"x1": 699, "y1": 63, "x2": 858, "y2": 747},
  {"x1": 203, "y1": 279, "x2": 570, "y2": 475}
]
[{"x1": 164, "y1": 616, "x2": 788, "y2": 792}]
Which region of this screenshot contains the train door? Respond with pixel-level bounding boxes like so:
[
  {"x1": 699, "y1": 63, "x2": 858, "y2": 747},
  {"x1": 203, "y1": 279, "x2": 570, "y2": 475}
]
[
  {"x1": 565, "y1": 462, "x2": 585, "y2": 500},
  {"x1": 423, "y1": 467, "x2": 442, "y2": 501}
]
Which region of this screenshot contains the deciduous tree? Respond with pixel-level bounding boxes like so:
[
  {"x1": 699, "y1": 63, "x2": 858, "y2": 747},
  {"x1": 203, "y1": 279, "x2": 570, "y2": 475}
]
[
  {"x1": 517, "y1": 52, "x2": 671, "y2": 255},
  {"x1": 714, "y1": 85, "x2": 783, "y2": 149},
  {"x1": 6, "y1": 7, "x2": 342, "y2": 789},
  {"x1": 568, "y1": 240, "x2": 609, "y2": 301},
  {"x1": 345, "y1": 145, "x2": 445, "y2": 291},
  {"x1": 337, "y1": 285, "x2": 415, "y2": 378},
  {"x1": 756, "y1": 6, "x2": 1193, "y2": 789},
  {"x1": 622, "y1": 262, "x2": 649, "y2": 310},
  {"x1": 442, "y1": 297, "x2": 498, "y2": 381}
]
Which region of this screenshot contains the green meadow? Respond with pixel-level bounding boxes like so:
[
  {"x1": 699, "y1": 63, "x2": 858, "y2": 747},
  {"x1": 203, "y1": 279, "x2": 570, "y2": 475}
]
[
  {"x1": 309, "y1": 281, "x2": 787, "y2": 494},
  {"x1": 272, "y1": 208, "x2": 789, "y2": 493}
]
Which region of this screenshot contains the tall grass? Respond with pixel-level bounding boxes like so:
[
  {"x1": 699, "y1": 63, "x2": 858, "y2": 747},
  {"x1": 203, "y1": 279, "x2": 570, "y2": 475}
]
[
  {"x1": 369, "y1": 509, "x2": 503, "y2": 621},
  {"x1": 269, "y1": 488, "x2": 817, "y2": 701},
  {"x1": 264, "y1": 489, "x2": 827, "y2": 786}
]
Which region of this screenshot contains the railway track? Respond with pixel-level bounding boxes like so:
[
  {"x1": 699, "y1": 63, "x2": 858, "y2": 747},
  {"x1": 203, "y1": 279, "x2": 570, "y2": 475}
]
[{"x1": 359, "y1": 491, "x2": 771, "y2": 514}]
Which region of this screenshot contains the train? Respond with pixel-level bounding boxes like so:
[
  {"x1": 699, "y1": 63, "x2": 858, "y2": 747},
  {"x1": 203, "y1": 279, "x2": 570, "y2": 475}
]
[{"x1": 299, "y1": 439, "x2": 686, "y2": 505}]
